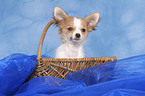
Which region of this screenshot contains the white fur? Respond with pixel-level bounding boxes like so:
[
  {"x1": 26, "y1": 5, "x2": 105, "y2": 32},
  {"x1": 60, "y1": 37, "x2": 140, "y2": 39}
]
[
  {"x1": 55, "y1": 43, "x2": 84, "y2": 58},
  {"x1": 72, "y1": 18, "x2": 82, "y2": 40},
  {"x1": 55, "y1": 18, "x2": 85, "y2": 58}
]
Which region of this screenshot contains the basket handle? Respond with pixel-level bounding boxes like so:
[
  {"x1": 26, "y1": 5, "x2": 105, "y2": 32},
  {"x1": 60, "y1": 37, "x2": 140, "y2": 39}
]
[{"x1": 37, "y1": 20, "x2": 56, "y2": 60}]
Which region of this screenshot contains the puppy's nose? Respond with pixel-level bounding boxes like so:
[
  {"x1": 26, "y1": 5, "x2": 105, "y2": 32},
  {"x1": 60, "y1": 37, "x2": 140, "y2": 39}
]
[{"x1": 75, "y1": 33, "x2": 81, "y2": 38}]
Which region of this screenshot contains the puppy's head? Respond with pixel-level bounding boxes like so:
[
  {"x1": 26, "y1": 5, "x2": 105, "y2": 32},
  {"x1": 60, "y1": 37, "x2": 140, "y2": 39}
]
[{"x1": 54, "y1": 7, "x2": 100, "y2": 44}]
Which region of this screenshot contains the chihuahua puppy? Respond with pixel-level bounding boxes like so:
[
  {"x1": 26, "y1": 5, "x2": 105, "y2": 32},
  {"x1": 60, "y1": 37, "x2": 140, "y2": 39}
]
[{"x1": 54, "y1": 7, "x2": 99, "y2": 58}]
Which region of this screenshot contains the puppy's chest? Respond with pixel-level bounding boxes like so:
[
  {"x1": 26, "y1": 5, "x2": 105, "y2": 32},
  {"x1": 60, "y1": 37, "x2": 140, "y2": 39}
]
[
  {"x1": 62, "y1": 44, "x2": 82, "y2": 57},
  {"x1": 66, "y1": 46, "x2": 78, "y2": 56}
]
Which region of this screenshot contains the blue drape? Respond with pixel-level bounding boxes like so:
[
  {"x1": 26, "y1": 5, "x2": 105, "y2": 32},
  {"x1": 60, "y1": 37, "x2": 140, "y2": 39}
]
[{"x1": 0, "y1": 53, "x2": 145, "y2": 96}]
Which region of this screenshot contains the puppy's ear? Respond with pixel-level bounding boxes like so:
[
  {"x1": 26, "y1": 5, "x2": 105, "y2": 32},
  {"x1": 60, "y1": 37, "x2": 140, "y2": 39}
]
[
  {"x1": 85, "y1": 13, "x2": 99, "y2": 32},
  {"x1": 54, "y1": 7, "x2": 68, "y2": 27}
]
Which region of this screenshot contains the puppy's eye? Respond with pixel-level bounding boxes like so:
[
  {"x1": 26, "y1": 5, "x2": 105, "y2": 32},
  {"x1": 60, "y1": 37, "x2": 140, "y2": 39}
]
[
  {"x1": 67, "y1": 27, "x2": 73, "y2": 31},
  {"x1": 81, "y1": 28, "x2": 86, "y2": 32}
]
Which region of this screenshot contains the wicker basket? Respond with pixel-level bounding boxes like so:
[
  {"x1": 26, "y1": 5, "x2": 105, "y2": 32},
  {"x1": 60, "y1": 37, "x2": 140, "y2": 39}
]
[{"x1": 28, "y1": 20, "x2": 117, "y2": 80}]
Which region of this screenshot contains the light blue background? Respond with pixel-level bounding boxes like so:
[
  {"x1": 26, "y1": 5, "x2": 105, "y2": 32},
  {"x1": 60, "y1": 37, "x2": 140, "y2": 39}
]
[{"x1": 0, "y1": 0, "x2": 145, "y2": 59}]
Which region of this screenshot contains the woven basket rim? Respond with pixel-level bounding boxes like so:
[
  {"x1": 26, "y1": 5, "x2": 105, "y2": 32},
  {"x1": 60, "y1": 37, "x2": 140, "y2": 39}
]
[{"x1": 43, "y1": 57, "x2": 117, "y2": 61}]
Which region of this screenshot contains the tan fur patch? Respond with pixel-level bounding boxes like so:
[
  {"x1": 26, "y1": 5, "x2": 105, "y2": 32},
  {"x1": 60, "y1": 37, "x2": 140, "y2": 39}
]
[{"x1": 59, "y1": 16, "x2": 74, "y2": 34}]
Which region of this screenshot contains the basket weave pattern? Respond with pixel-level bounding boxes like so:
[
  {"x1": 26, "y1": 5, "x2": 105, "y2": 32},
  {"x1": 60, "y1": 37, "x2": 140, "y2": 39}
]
[{"x1": 29, "y1": 57, "x2": 117, "y2": 79}]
